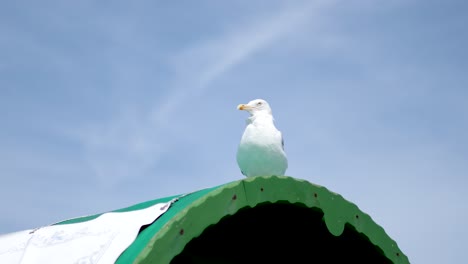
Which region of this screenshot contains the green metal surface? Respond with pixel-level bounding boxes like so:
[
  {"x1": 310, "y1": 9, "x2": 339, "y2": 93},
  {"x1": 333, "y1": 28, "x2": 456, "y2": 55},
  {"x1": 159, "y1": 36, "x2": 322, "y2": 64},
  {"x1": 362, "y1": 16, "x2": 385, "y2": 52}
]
[
  {"x1": 136, "y1": 176, "x2": 408, "y2": 263},
  {"x1": 56, "y1": 176, "x2": 409, "y2": 263}
]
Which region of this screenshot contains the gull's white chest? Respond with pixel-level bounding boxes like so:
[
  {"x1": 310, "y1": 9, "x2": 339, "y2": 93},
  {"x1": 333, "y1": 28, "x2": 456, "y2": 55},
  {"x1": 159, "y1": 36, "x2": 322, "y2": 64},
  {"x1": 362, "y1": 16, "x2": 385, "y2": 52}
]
[
  {"x1": 240, "y1": 123, "x2": 279, "y2": 148},
  {"x1": 236, "y1": 119, "x2": 288, "y2": 177}
]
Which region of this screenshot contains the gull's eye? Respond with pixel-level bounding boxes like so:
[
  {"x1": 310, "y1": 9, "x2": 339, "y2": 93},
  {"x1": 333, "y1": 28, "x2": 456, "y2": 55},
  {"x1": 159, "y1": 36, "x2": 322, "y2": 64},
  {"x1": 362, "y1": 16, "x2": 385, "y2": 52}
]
[{"x1": 256, "y1": 102, "x2": 262, "y2": 106}]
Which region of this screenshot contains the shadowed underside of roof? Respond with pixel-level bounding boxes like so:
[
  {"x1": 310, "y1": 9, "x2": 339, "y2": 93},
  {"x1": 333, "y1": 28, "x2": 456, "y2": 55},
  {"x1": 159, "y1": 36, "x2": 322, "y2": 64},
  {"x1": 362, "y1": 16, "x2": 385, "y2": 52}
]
[
  {"x1": 171, "y1": 203, "x2": 393, "y2": 263},
  {"x1": 57, "y1": 176, "x2": 409, "y2": 264}
]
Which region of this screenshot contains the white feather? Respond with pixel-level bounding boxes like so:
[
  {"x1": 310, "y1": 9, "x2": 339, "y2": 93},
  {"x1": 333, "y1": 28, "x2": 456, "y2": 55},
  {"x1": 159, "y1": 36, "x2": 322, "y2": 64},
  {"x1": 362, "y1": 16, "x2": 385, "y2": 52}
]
[{"x1": 236, "y1": 99, "x2": 288, "y2": 177}]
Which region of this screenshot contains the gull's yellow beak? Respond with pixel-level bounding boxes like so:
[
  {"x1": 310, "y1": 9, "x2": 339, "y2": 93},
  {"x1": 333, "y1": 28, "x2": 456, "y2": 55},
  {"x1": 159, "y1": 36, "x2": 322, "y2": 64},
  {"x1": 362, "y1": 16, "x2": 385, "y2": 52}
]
[{"x1": 237, "y1": 104, "x2": 249, "y2": 110}]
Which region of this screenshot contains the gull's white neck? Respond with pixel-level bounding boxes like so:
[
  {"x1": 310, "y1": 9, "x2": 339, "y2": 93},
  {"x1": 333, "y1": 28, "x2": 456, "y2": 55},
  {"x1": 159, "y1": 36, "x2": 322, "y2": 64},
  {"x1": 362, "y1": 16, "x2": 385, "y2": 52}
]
[{"x1": 247, "y1": 112, "x2": 275, "y2": 125}]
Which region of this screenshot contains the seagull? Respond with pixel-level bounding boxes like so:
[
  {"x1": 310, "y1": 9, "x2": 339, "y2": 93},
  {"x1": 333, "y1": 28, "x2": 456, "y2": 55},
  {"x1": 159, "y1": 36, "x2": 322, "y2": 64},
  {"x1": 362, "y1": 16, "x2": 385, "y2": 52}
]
[{"x1": 236, "y1": 99, "x2": 288, "y2": 177}]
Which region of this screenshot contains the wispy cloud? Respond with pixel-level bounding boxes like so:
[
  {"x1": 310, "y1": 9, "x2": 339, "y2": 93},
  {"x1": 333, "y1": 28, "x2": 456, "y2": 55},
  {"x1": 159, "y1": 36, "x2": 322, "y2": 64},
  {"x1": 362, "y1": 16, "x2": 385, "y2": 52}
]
[
  {"x1": 154, "y1": 0, "x2": 335, "y2": 121},
  {"x1": 74, "y1": 0, "x2": 337, "y2": 184}
]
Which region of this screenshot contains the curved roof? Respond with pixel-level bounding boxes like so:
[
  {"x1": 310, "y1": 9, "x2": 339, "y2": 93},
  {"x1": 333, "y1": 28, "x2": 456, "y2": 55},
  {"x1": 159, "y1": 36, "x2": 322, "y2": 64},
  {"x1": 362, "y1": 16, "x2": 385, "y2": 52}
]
[{"x1": 58, "y1": 176, "x2": 409, "y2": 263}]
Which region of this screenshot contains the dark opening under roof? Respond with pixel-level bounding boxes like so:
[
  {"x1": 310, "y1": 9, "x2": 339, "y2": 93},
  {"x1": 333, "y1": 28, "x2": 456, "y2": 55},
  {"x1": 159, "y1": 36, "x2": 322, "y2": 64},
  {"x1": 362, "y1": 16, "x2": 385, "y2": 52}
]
[{"x1": 172, "y1": 203, "x2": 392, "y2": 263}]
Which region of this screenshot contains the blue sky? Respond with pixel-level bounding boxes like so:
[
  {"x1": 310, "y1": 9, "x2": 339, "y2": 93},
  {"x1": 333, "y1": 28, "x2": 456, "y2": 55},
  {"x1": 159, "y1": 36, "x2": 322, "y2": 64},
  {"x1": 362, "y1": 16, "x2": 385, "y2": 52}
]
[{"x1": 1, "y1": 0, "x2": 467, "y2": 262}]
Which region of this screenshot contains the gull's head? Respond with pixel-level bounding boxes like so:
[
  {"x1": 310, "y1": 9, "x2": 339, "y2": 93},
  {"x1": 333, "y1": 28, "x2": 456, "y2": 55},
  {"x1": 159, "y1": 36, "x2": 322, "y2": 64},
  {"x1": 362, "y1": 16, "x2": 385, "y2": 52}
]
[{"x1": 237, "y1": 99, "x2": 272, "y2": 116}]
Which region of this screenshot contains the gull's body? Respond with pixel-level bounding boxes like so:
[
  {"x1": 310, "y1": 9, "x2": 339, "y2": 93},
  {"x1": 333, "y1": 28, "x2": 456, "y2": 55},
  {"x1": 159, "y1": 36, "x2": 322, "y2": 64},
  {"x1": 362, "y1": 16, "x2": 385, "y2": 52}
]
[{"x1": 236, "y1": 99, "x2": 288, "y2": 177}]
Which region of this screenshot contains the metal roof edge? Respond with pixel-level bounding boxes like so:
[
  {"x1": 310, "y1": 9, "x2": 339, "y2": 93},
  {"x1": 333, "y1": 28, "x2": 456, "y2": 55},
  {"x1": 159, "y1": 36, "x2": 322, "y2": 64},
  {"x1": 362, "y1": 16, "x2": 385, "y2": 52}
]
[{"x1": 128, "y1": 176, "x2": 409, "y2": 264}]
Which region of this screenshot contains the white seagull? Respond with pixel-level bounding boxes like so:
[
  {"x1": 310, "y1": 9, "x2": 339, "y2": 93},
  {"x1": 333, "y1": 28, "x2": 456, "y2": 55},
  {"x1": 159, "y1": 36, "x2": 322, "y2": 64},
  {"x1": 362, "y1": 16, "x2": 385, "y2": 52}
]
[{"x1": 236, "y1": 99, "x2": 288, "y2": 177}]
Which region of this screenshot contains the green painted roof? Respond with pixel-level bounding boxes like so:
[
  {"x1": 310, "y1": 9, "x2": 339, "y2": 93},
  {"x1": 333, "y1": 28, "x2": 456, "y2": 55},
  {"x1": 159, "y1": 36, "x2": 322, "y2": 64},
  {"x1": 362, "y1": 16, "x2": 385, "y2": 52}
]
[{"x1": 57, "y1": 176, "x2": 409, "y2": 263}]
